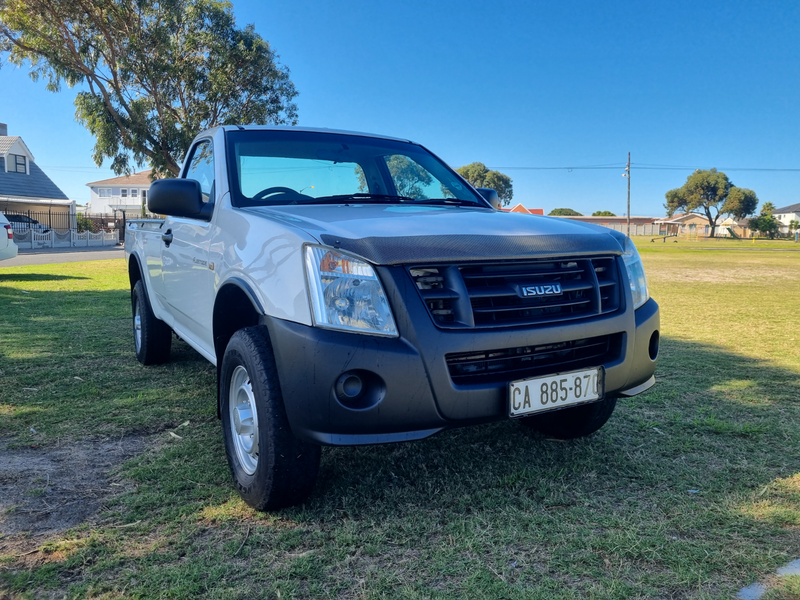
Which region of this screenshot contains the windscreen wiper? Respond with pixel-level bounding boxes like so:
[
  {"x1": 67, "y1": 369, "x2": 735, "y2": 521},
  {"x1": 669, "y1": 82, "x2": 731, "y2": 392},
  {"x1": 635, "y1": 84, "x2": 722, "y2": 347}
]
[
  {"x1": 411, "y1": 198, "x2": 488, "y2": 208},
  {"x1": 298, "y1": 193, "x2": 417, "y2": 204}
]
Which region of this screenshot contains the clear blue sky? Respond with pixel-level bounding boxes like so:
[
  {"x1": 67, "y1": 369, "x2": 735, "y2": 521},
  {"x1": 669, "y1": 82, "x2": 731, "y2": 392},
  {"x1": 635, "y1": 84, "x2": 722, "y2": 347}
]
[{"x1": 2, "y1": 0, "x2": 799, "y2": 216}]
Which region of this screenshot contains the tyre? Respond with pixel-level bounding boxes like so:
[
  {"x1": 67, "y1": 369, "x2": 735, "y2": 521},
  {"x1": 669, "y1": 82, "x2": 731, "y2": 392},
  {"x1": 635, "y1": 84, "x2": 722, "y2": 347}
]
[
  {"x1": 220, "y1": 326, "x2": 320, "y2": 511},
  {"x1": 131, "y1": 280, "x2": 172, "y2": 365},
  {"x1": 518, "y1": 396, "x2": 617, "y2": 439}
]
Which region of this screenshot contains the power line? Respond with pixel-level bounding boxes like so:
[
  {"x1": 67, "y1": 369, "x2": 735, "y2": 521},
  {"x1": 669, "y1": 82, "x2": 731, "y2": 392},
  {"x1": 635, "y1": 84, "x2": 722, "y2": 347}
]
[{"x1": 491, "y1": 163, "x2": 800, "y2": 172}]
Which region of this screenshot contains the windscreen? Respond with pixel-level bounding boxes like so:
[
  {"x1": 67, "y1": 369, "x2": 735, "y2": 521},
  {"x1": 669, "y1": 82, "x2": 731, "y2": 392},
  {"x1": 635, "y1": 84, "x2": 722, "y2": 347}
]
[{"x1": 225, "y1": 130, "x2": 487, "y2": 208}]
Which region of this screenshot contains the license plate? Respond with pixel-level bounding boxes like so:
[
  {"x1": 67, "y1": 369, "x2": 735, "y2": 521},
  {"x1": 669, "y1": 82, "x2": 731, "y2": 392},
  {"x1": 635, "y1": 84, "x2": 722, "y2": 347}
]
[{"x1": 509, "y1": 367, "x2": 604, "y2": 417}]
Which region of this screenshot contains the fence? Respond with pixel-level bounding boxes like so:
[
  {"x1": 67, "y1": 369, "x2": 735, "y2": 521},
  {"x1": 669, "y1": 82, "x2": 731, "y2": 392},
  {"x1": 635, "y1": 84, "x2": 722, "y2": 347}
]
[
  {"x1": 600, "y1": 223, "x2": 671, "y2": 236},
  {"x1": 13, "y1": 229, "x2": 119, "y2": 249},
  {"x1": 2, "y1": 210, "x2": 126, "y2": 247}
]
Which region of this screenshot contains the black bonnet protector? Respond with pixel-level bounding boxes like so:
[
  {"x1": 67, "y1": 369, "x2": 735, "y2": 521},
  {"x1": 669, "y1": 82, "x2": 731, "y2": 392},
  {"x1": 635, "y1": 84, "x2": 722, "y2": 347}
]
[{"x1": 320, "y1": 233, "x2": 625, "y2": 265}]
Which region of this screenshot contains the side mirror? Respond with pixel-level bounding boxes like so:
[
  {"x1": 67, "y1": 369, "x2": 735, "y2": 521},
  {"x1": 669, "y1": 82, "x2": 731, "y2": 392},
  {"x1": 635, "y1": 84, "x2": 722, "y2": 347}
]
[
  {"x1": 477, "y1": 188, "x2": 501, "y2": 210},
  {"x1": 148, "y1": 179, "x2": 209, "y2": 220}
]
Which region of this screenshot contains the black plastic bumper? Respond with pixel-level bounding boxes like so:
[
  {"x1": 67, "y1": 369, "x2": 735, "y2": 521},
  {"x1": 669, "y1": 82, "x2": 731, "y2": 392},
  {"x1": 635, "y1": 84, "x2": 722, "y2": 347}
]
[{"x1": 264, "y1": 267, "x2": 659, "y2": 446}]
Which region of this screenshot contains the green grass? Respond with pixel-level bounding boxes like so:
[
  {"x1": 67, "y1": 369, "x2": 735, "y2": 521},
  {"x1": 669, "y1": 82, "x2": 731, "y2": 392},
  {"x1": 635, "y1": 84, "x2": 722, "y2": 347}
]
[{"x1": 1, "y1": 247, "x2": 799, "y2": 599}]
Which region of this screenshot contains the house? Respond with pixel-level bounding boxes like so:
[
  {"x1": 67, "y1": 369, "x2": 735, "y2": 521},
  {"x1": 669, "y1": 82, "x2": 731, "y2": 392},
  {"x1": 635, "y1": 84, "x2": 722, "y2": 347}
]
[
  {"x1": 654, "y1": 213, "x2": 750, "y2": 238},
  {"x1": 0, "y1": 122, "x2": 75, "y2": 223},
  {"x1": 773, "y1": 203, "x2": 800, "y2": 231},
  {"x1": 501, "y1": 203, "x2": 545, "y2": 215},
  {"x1": 86, "y1": 170, "x2": 154, "y2": 214}
]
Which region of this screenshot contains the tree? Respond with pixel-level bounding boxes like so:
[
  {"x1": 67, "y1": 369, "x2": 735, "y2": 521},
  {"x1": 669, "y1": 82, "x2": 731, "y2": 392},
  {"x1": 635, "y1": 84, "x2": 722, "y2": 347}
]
[
  {"x1": 0, "y1": 0, "x2": 298, "y2": 177},
  {"x1": 664, "y1": 169, "x2": 758, "y2": 238},
  {"x1": 749, "y1": 214, "x2": 780, "y2": 239},
  {"x1": 789, "y1": 219, "x2": 800, "y2": 233},
  {"x1": 592, "y1": 210, "x2": 616, "y2": 217},
  {"x1": 549, "y1": 208, "x2": 583, "y2": 216},
  {"x1": 760, "y1": 201, "x2": 776, "y2": 215},
  {"x1": 384, "y1": 156, "x2": 433, "y2": 199},
  {"x1": 456, "y1": 163, "x2": 513, "y2": 205}
]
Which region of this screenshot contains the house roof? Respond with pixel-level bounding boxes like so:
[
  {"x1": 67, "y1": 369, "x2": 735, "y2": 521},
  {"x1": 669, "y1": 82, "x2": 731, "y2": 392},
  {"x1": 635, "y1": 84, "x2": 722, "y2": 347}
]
[
  {"x1": 654, "y1": 213, "x2": 706, "y2": 224},
  {"x1": 87, "y1": 169, "x2": 154, "y2": 187},
  {"x1": 500, "y1": 203, "x2": 544, "y2": 215},
  {"x1": 0, "y1": 135, "x2": 35, "y2": 161},
  {"x1": 0, "y1": 136, "x2": 20, "y2": 154},
  {"x1": 773, "y1": 202, "x2": 800, "y2": 214},
  {"x1": 0, "y1": 157, "x2": 69, "y2": 201}
]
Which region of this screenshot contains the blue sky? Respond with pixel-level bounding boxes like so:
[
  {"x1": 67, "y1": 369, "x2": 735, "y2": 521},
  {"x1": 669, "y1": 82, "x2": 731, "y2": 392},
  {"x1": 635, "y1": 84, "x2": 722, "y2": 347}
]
[{"x1": 2, "y1": 0, "x2": 799, "y2": 215}]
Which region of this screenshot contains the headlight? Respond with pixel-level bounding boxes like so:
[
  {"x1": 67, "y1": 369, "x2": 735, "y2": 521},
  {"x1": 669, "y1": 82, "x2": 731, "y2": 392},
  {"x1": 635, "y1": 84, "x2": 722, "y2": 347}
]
[
  {"x1": 621, "y1": 237, "x2": 649, "y2": 309},
  {"x1": 304, "y1": 245, "x2": 398, "y2": 337}
]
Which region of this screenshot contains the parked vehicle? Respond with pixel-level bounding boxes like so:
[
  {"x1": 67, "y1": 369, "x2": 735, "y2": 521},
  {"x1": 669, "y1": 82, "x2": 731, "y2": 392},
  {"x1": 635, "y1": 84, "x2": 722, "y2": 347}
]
[
  {"x1": 5, "y1": 213, "x2": 50, "y2": 234},
  {"x1": 0, "y1": 212, "x2": 19, "y2": 261},
  {"x1": 125, "y1": 126, "x2": 660, "y2": 510}
]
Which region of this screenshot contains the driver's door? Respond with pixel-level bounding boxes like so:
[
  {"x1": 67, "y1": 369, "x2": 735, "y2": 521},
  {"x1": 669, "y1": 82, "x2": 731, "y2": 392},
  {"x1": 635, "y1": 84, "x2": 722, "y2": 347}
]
[{"x1": 161, "y1": 139, "x2": 216, "y2": 350}]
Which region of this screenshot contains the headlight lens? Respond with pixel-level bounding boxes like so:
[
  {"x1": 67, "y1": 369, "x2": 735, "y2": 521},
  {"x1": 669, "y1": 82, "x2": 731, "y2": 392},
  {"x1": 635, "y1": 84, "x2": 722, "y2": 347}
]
[
  {"x1": 305, "y1": 245, "x2": 398, "y2": 337},
  {"x1": 622, "y1": 237, "x2": 649, "y2": 309}
]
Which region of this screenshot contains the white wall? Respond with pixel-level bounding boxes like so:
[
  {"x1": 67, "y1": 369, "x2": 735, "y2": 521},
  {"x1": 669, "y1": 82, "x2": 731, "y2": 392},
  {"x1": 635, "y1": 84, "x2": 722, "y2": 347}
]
[{"x1": 87, "y1": 185, "x2": 150, "y2": 214}]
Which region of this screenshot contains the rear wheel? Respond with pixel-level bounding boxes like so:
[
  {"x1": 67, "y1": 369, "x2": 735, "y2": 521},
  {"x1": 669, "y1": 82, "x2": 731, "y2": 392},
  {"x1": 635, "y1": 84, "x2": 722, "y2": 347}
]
[
  {"x1": 519, "y1": 396, "x2": 617, "y2": 439},
  {"x1": 220, "y1": 326, "x2": 320, "y2": 511},
  {"x1": 131, "y1": 280, "x2": 171, "y2": 365}
]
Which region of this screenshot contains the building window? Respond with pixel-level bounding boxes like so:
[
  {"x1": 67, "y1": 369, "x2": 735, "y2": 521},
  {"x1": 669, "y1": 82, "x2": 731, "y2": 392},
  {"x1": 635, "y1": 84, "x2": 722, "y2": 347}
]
[
  {"x1": 99, "y1": 188, "x2": 111, "y2": 198},
  {"x1": 9, "y1": 154, "x2": 26, "y2": 173},
  {"x1": 121, "y1": 189, "x2": 128, "y2": 198},
  {"x1": 131, "y1": 189, "x2": 139, "y2": 199}
]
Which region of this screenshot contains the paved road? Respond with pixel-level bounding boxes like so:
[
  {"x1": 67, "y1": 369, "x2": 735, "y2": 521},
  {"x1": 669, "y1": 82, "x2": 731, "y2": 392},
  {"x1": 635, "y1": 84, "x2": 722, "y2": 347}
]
[{"x1": 0, "y1": 245, "x2": 125, "y2": 267}]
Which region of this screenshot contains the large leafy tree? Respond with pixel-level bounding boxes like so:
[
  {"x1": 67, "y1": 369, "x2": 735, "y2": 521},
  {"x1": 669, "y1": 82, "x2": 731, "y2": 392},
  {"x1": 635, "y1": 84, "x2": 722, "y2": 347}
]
[
  {"x1": 455, "y1": 162, "x2": 513, "y2": 205},
  {"x1": 548, "y1": 208, "x2": 583, "y2": 216},
  {"x1": 0, "y1": 0, "x2": 298, "y2": 177},
  {"x1": 665, "y1": 169, "x2": 758, "y2": 238},
  {"x1": 592, "y1": 210, "x2": 616, "y2": 217},
  {"x1": 749, "y1": 214, "x2": 780, "y2": 239}
]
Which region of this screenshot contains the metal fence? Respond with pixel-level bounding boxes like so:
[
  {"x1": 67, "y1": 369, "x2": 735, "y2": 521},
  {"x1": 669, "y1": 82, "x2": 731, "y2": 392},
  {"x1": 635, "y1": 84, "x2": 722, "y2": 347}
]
[
  {"x1": 1, "y1": 210, "x2": 129, "y2": 246},
  {"x1": 13, "y1": 228, "x2": 119, "y2": 249}
]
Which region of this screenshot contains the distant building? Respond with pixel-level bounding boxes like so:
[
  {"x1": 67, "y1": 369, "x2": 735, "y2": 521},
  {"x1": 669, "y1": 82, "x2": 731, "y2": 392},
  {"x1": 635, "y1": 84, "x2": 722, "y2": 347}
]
[
  {"x1": 556, "y1": 215, "x2": 658, "y2": 226},
  {"x1": 773, "y1": 203, "x2": 800, "y2": 231},
  {"x1": 654, "y1": 213, "x2": 751, "y2": 238},
  {"x1": 0, "y1": 122, "x2": 74, "y2": 217},
  {"x1": 87, "y1": 170, "x2": 154, "y2": 214}
]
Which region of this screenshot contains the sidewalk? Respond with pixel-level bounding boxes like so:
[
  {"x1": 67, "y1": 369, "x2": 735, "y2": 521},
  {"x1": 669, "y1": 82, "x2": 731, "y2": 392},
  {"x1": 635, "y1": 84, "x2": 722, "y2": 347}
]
[
  {"x1": 2, "y1": 244, "x2": 124, "y2": 267},
  {"x1": 17, "y1": 243, "x2": 124, "y2": 255}
]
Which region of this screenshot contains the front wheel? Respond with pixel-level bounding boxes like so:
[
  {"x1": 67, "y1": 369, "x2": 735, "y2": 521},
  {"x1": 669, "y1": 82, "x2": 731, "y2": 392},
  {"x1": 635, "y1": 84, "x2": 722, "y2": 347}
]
[
  {"x1": 220, "y1": 326, "x2": 320, "y2": 511},
  {"x1": 518, "y1": 396, "x2": 618, "y2": 439}
]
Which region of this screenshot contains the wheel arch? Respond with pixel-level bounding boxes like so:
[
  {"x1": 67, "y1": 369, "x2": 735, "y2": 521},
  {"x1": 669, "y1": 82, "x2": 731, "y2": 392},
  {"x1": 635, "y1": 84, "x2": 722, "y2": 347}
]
[
  {"x1": 128, "y1": 253, "x2": 143, "y2": 290},
  {"x1": 213, "y1": 278, "x2": 266, "y2": 416}
]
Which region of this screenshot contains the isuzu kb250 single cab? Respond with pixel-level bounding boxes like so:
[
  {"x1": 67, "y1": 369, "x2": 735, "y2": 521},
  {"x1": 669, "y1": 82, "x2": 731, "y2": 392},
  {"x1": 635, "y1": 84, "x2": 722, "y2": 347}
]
[{"x1": 125, "y1": 126, "x2": 659, "y2": 510}]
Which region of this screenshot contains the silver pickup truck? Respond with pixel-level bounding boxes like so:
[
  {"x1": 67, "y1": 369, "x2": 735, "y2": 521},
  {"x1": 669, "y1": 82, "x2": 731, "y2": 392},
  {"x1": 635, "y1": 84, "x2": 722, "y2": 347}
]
[{"x1": 125, "y1": 126, "x2": 659, "y2": 510}]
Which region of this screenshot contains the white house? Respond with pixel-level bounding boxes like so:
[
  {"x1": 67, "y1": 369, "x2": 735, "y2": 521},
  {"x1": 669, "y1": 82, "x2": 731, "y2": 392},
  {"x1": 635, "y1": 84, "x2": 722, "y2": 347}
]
[
  {"x1": 0, "y1": 122, "x2": 75, "y2": 221},
  {"x1": 773, "y1": 203, "x2": 800, "y2": 231},
  {"x1": 86, "y1": 170, "x2": 154, "y2": 214}
]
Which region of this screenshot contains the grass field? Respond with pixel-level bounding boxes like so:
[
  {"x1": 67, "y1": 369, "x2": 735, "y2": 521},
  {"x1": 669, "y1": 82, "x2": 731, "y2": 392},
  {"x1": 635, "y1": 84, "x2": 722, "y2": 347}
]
[{"x1": 1, "y1": 241, "x2": 799, "y2": 599}]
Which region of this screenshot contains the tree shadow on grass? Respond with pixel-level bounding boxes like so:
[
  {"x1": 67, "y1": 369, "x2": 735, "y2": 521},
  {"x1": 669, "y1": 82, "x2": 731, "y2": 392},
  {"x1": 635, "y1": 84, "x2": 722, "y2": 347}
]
[{"x1": 0, "y1": 273, "x2": 89, "y2": 282}]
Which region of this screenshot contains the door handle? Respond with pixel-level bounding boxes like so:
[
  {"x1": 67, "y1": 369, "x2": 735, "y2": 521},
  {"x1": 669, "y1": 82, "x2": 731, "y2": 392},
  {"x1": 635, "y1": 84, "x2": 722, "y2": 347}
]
[{"x1": 162, "y1": 229, "x2": 173, "y2": 246}]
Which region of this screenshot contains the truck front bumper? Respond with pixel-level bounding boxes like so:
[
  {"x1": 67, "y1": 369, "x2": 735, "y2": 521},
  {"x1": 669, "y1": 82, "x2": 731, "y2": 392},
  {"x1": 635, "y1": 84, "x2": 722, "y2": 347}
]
[{"x1": 264, "y1": 286, "x2": 660, "y2": 446}]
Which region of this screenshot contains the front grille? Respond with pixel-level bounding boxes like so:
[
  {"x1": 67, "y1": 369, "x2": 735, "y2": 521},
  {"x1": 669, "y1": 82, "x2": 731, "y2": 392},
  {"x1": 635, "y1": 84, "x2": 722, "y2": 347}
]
[
  {"x1": 446, "y1": 334, "x2": 623, "y2": 385},
  {"x1": 409, "y1": 257, "x2": 621, "y2": 329}
]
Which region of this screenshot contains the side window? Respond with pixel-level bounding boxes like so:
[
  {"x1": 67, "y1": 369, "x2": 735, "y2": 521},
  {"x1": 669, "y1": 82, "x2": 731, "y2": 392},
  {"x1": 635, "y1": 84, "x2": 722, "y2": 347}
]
[{"x1": 184, "y1": 140, "x2": 215, "y2": 202}]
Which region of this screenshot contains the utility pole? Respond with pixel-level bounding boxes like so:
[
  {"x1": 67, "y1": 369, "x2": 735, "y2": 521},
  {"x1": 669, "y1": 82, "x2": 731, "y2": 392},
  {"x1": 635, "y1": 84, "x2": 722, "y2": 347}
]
[{"x1": 626, "y1": 152, "x2": 631, "y2": 237}]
